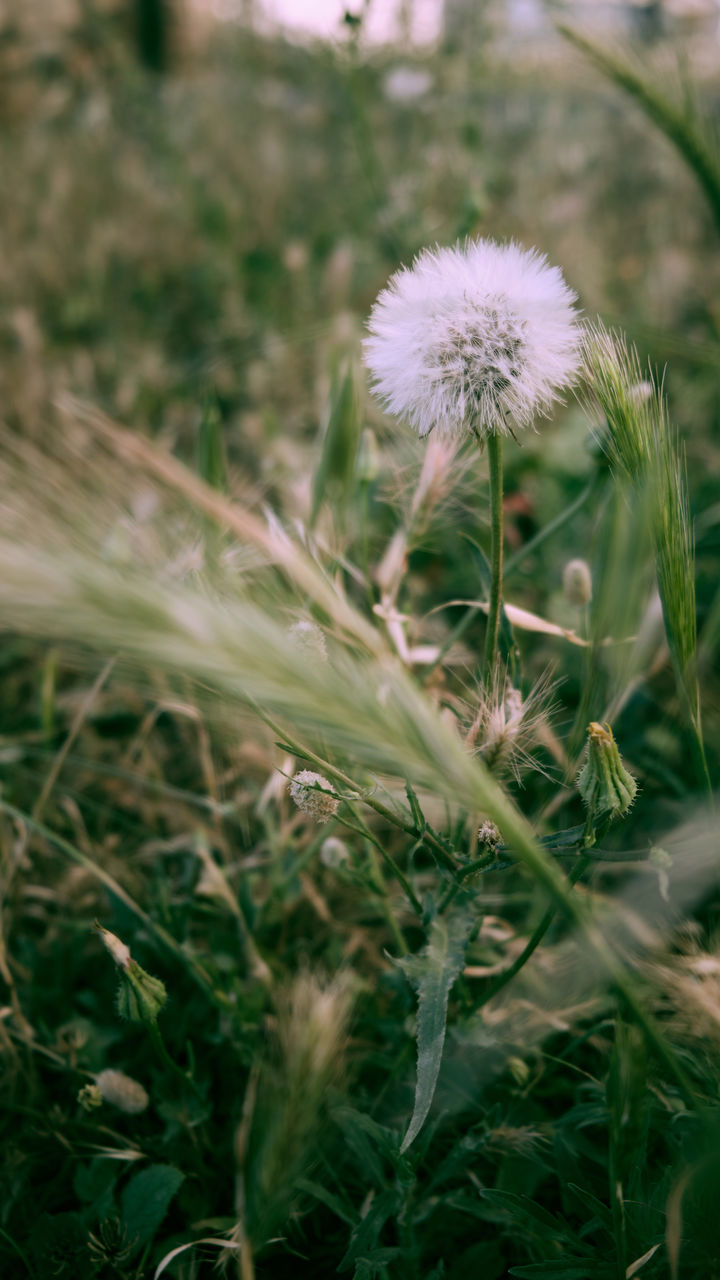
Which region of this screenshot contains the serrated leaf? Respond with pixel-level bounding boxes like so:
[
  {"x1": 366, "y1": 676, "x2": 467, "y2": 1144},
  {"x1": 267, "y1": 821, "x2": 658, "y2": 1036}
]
[
  {"x1": 121, "y1": 1164, "x2": 185, "y2": 1248},
  {"x1": 398, "y1": 908, "x2": 473, "y2": 1152}
]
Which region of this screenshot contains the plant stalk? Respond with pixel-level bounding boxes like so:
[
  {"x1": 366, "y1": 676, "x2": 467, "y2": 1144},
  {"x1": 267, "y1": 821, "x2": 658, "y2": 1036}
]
[{"x1": 483, "y1": 432, "x2": 504, "y2": 681}]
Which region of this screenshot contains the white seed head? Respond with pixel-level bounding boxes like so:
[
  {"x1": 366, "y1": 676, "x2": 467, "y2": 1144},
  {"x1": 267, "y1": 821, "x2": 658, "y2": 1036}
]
[
  {"x1": 562, "y1": 558, "x2": 592, "y2": 607},
  {"x1": 288, "y1": 619, "x2": 328, "y2": 662},
  {"x1": 364, "y1": 238, "x2": 580, "y2": 439},
  {"x1": 478, "y1": 820, "x2": 501, "y2": 849},
  {"x1": 95, "y1": 1069, "x2": 149, "y2": 1115},
  {"x1": 320, "y1": 836, "x2": 350, "y2": 869},
  {"x1": 289, "y1": 770, "x2": 339, "y2": 823}
]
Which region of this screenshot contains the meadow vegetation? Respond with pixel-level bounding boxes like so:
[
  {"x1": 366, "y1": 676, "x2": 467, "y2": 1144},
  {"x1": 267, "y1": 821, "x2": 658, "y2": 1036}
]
[{"x1": 1, "y1": 7, "x2": 719, "y2": 1278}]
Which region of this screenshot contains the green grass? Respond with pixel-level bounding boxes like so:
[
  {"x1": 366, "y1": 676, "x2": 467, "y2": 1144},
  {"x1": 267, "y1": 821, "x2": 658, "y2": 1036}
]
[{"x1": 0, "y1": 11, "x2": 719, "y2": 1280}]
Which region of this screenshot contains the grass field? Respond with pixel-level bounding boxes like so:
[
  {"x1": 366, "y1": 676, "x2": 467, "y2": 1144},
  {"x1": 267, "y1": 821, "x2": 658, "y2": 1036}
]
[{"x1": 1, "y1": 7, "x2": 720, "y2": 1278}]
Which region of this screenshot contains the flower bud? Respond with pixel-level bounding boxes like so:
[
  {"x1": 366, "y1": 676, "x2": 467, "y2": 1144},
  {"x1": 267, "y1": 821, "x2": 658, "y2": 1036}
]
[
  {"x1": 289, "y1": 770, "x2": 340, "y2": 823},
  {"x1": 95, "y1": 924, "x2": 167, "y2": 1026},
  {"x1": 116, "y1": 960, "x2": 168, "y2": 1025},
  {"x1": 577, "y1": 722, "x2": 637, "y2": 822},
  {"x1": 563, "y1": 558, "x2": 592, "y2": 607}
]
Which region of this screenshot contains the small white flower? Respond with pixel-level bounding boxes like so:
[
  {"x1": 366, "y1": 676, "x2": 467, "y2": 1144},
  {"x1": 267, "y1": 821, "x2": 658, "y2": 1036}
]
[
  {"x1": 364, "y1": 238, "x2": 580, "y2": 439},
  {"x1": 289, "y1": 770, "x2": 339, "y2": 823},
  {"x1": 95, "y1": 1069, "x2": 149, "y2": 1115}
]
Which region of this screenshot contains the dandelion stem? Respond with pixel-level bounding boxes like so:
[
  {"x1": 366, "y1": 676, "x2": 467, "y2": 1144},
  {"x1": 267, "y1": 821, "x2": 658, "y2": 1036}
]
[{"x1": 483, "y1": 432, "x2": 504, "y2": 681}]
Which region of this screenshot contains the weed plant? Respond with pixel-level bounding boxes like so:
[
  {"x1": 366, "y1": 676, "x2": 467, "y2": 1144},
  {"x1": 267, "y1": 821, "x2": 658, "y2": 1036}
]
[{"x1": 0, "y1": 10, "x2": 720, "y2": 1280}]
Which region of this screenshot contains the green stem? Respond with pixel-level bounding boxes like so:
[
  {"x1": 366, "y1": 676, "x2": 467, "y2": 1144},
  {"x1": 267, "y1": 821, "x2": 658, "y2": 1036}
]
[
  {"x1": 483, "y1": 432, "x2": 504, "y2": 681},
  {"x1": 263, "y1": 713, "x2": 458, "y2": 872},
  {"x1": 147, "y1": 1022, "x2": 203, "y2": 1098},
  {"x1": 473, "y1": 856, "x2": 590, "y2": 1008},
  {"x1": 338, "y1": 806, "x2": 423, "y2": 919}
]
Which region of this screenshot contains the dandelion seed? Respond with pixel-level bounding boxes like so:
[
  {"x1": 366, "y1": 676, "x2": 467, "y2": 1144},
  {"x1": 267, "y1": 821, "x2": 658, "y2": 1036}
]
[
  {"x1": 94, "y1": 1068, "x2": 149, "y2": 1115},
  {"x1": 364, "y1": 238, "x2": 580, "y2": 439},
  {"x1": 289, "y1": 770, "x2": 339, "y2": 823}
]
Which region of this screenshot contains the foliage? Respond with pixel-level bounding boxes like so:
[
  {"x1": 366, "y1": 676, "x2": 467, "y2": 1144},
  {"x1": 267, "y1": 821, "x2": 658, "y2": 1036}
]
[{"x1": 0, "y1": 10, "x2": 719, "y2": 1280}]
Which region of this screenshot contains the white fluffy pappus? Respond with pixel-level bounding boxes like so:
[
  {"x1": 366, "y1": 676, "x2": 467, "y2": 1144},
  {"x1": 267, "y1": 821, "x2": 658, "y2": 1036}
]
[{"x1": 364, "y1": 239, "x2": 581, "y2": 439}]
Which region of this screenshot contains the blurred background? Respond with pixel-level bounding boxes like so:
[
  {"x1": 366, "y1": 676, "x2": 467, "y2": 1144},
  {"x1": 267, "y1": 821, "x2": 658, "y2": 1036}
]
[{"x1": 3, "y1": 0, "x2": 719, "y2": 469}]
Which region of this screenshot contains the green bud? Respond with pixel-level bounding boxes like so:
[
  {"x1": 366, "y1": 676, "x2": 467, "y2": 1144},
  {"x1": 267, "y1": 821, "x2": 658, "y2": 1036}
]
[
  {"x1": 116, "y1": 959, "x2": 167, "y2": 1025},
  {"x1": 577, "y1": 722, "x2": 637, "y2": 822},
  {"x1": 95, "y1": 924, "x2": 167, "y2": 1026}
]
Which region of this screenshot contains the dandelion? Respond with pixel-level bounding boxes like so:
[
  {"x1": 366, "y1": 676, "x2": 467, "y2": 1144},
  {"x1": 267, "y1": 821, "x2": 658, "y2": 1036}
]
[
  {"x1": 364, "y1": 239, "x2": 580, "y2": 441},
  {"x1": 289, "y1": 770, "x2": 339, "y2": 823},
  {"x1": 364, "y1": 238, "x2": 580, "y2": 680}
]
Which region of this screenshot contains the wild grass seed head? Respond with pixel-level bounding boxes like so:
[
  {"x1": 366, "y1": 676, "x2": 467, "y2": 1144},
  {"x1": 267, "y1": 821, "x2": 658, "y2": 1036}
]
[
  {"x1": 364, "y1": 238, "x2": 580, "y2": 439},
  {"x1": 463, "y1": 669, "x2": 557, "y2": 783}
]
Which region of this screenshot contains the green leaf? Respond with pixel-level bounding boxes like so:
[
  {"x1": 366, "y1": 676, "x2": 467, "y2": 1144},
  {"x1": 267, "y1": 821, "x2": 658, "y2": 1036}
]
[
  {"x1": 338, "y1": 1189, "x2": 401, "y2": 1274},
  {"x1": 121, "y1": 1164, "x2": 185, "y2": 1248},
  {"x1": 509, "y1": 1264, "x2": 608, "y2": 1279},
  {"x1": 295, "y1": 1177, "x2": 357, "y2": 1226},
  {"x1": 398, "y1": 907, "x2": 473, "y2": 1152}
]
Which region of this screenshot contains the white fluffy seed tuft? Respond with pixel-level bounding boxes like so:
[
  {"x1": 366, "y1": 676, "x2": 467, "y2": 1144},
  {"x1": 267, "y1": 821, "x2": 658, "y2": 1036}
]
[
  {"x1": 289, "y1": 770, "x2": 340, "y2": 823},
  {"x1": 364, "y1": 238, "x2": 580, "y2": 439},
  {"x1": 95, "y1": 1068, "x2": 149, "y2": 1115}
]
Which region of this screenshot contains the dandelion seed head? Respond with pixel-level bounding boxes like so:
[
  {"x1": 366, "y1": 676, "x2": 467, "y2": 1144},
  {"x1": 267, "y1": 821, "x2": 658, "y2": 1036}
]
[
  {"x1": 289, "y1": 770, "x2": 339, "y2": 822},
  {"x1": 364, "y1": 239, "x2": 580, "y2": 438}
]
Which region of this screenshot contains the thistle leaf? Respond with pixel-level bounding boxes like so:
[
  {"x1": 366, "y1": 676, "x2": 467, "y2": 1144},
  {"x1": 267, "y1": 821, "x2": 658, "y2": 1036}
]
[{"x1": 398, "y1": 908, "x2": 473, "y2": 1152}]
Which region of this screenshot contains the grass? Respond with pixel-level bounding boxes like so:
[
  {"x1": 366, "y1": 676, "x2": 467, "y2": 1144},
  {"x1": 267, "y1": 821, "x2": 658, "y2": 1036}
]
[{"x1": 1, "y1": 9, "x2": 720, "y2": 1280}]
